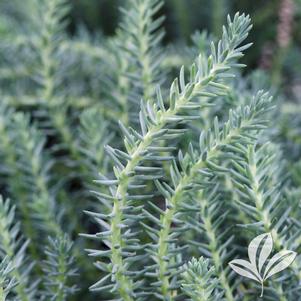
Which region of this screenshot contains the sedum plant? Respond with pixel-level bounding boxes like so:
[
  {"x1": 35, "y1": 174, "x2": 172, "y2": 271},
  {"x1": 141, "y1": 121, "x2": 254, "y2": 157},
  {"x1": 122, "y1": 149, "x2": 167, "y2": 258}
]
[
  {"x1": 0, "y1": 257, "x2": 17, "y2": 301},
  {"x1": 0, "y1": 0, "x2": 301, "y2": 300},
  {"x1": 181, "y1": 257, "x2": 224, "y2": 301}
]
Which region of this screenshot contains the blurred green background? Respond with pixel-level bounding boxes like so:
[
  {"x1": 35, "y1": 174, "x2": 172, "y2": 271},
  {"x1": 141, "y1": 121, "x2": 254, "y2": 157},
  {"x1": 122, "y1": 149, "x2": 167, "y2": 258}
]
[
  {"x1": 68, "y1": 0, "x2": 301, "y2": 87},
  {"x1": 2, "y1": 0, "x2": 301, "y2": 92}
]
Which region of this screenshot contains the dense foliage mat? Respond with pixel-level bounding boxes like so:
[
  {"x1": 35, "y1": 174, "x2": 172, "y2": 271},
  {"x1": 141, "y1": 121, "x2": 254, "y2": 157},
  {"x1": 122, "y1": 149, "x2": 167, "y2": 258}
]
[{"x1": 0, "y1": 0, "x2": 301, "y2": 300}]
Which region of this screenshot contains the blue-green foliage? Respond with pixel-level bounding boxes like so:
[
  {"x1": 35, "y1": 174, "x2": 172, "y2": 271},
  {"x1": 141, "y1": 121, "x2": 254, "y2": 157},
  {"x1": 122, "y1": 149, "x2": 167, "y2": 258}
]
[
  {"x1": 0, "y1": 1, "x2": 300, "y2": 301},
  {"x1": 181, "y1": 257, "x2": 224, "y2": 301},
  {"x1": 42, "y1": 235, "x2": 77, "y2": 301},
  {"x1": 0, "y1": 257, "x2": 18, "y2": 301}
]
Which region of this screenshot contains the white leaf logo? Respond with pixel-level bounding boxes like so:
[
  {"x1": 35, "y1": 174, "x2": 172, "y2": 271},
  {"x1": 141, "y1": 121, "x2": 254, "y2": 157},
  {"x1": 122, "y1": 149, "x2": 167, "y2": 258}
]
[{"x1": 229, "y1": 233, "x2": 297, "y2": 297}]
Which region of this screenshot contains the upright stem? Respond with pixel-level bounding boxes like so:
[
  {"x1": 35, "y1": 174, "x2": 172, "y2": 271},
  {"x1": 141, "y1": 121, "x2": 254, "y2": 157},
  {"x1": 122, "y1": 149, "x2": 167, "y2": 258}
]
[
  {"x1": 156, "y1": 126, "x2": 246, "y2": 297},
  {"x1": 198, "y1": 191, "x2": 234, "y2": 301},
  {"x1": 0, "y1": 122, "x2": 39, "y2": 260}
]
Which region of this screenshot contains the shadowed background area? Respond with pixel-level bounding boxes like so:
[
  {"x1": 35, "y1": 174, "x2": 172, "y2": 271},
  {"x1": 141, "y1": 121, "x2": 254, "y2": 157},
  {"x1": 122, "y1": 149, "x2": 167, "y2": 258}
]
[{"x1": 68, "y1": 0, "x2": 301, "y2": 88}]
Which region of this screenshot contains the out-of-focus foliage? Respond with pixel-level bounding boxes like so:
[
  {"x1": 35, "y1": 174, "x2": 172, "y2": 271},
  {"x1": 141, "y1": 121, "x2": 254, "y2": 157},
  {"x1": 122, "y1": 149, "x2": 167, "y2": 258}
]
[{"x1": 0, "y1": 0, "x2": 301, "y2": 300}]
